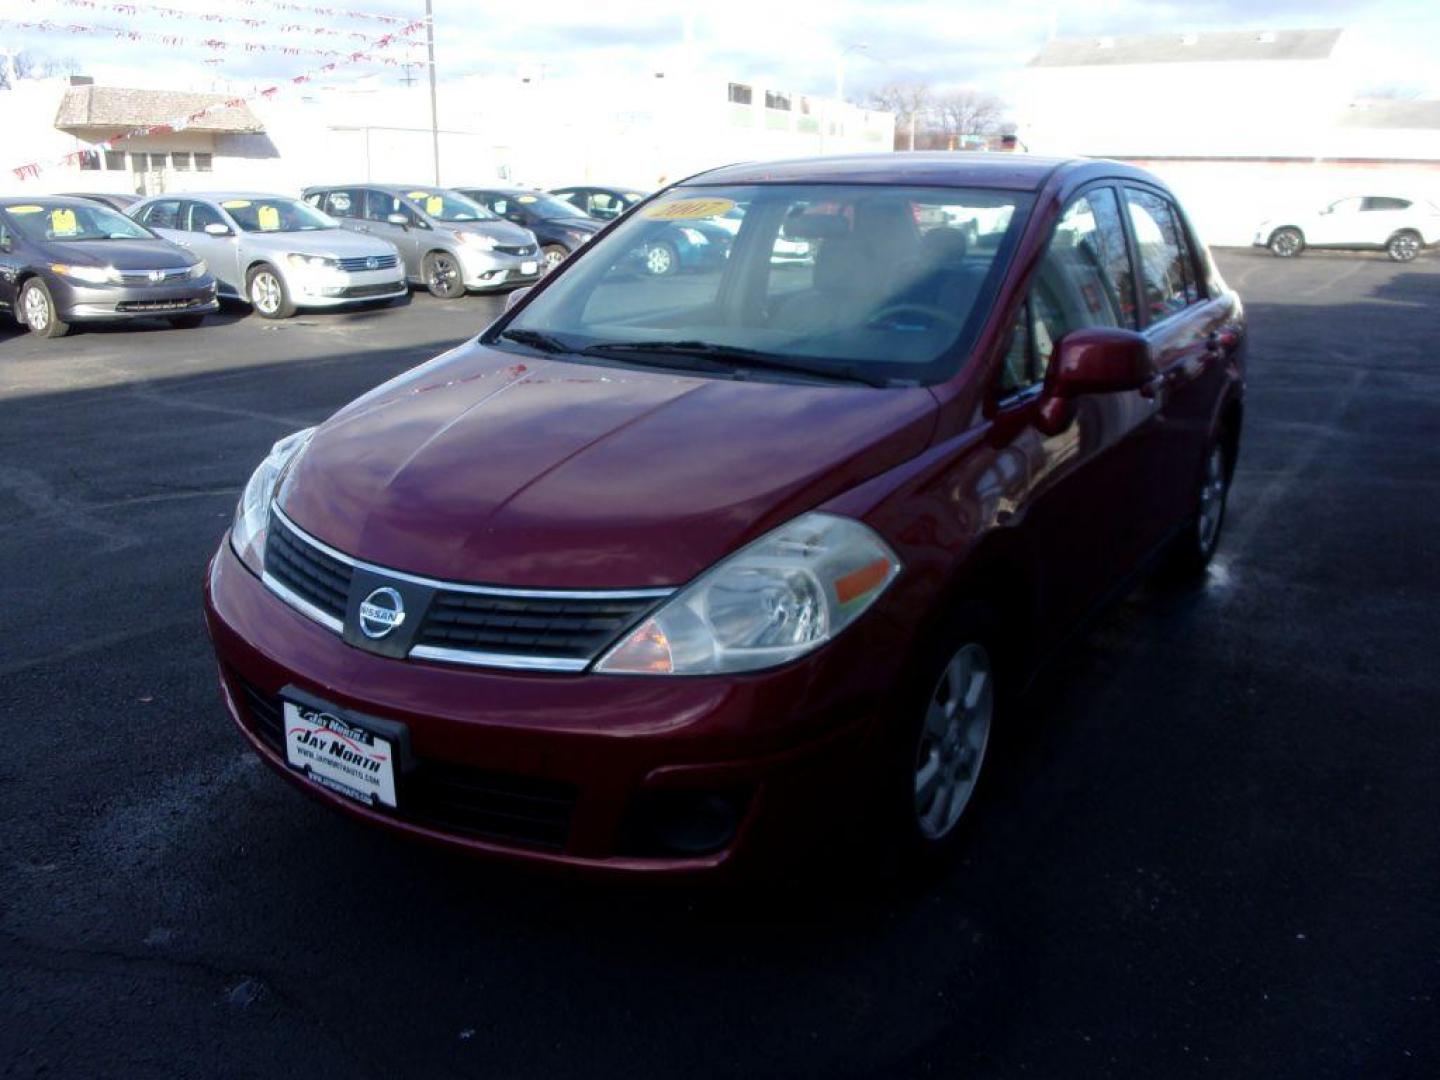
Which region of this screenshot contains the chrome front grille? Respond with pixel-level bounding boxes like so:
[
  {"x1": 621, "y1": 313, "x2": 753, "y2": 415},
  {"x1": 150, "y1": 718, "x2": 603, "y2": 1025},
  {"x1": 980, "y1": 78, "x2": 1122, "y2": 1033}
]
[
  {"x1": 260, "y1": 505, "x2": 671, "y2": 672},
  {"x1": 336, "y1": 254, "x2": 399, "y2": 272},
  {"x1": 494, "y1": 244, "x2": 537, "y2": 257},
  {"x1": 117, "y1": 267, "x2": 192, "y2": 285}
]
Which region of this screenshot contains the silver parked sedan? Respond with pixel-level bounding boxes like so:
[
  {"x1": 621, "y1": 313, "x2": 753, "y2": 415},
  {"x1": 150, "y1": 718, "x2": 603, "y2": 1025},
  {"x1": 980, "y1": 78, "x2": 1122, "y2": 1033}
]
[{"x1": 129, "y1": 192, "x2": 406, "y2": 319}]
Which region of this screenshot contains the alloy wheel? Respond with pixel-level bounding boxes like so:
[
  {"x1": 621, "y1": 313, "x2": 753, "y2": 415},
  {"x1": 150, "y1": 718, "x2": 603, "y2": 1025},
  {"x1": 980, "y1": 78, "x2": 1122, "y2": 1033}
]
[
  {"x1": 1389, "y1": 233, "x2": 1420, "y2": 262},
  {"x1": 914, "y1": 642, "x2": 994, "y2": 841},
  {"x1": 542, "y1": 247, "x2": 567, "y2": 273},
  {"x1": 429, "y1": 256, "x2": 458, "y2": 290},
  {"x1": 645, "y1": 245, "x2": 675, "y2": 275},
  {"x1": 1269, "y1": 229, "x2": 1302, "y2": 258},
  {"x1": 250, "y1": 271, "x2": 282, "y2": 315},
  {"x1": 1197, "y1": 444, "x2": 1227, "y2": 554},
  {"x1": 22, "y1": 285, "x2": 50, "y2": 331}
]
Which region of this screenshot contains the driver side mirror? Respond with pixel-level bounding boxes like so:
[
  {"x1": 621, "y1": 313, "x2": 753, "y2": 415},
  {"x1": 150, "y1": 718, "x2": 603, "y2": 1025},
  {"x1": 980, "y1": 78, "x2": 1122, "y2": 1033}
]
[
  {"x1": 204, "y1": 222, "x2": 233, "y2": 237},
  {"x1": 386, "y1": 213, "x2": 411, "y2": 228},
  {"x1": 1037, "y1": 327, "x2": 1151, "y2": 435}
]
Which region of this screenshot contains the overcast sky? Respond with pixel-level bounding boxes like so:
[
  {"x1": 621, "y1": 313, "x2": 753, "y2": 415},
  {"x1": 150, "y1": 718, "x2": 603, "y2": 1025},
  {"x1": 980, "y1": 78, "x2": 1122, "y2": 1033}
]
[{"x1": 4, "y1": 0, "x2": 1439, "y2": 100}]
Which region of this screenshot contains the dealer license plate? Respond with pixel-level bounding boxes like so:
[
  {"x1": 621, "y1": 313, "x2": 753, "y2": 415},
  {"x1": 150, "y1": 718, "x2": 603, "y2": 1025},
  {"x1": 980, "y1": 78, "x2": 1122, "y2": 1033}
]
[
  {"x1": 521, "y1": 260, "x2": 538, "y2": 275},
  {"x1": 283, "y1": 701, "x2": 397, "y2": 808}
]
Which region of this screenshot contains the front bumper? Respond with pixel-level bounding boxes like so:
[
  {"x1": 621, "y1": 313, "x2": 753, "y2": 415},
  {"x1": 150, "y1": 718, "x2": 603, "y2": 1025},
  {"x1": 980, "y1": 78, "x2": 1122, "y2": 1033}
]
[
  {"x1": 203, "y1": 540, "x2": 898, "y2": 878},
  {"x1": 57, "y1": 278, "x2": 219, "y2": 321},
  {"x1": 455, "y1": 247, "x2": 542, "y2": 291},
  {"x1": 287, "y1": 266, "x2": 408, "y2": 308}
]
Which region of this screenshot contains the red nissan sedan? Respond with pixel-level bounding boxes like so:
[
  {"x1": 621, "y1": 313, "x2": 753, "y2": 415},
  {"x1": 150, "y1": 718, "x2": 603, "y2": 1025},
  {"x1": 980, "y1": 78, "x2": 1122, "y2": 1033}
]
[{"x1": 204, "y1": 155, "x2": 1245, "y2": 877}]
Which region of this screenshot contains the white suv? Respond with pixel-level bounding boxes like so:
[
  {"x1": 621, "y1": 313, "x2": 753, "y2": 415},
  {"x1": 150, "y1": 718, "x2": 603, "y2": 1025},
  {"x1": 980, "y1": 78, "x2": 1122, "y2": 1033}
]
[{"x1": 1256, "y1": 196, "x2": 1440, "y2": 262}]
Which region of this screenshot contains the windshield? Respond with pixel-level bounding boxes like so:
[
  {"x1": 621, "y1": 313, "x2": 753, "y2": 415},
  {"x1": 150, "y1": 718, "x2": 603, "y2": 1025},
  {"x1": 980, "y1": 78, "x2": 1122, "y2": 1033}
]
[
  {"x1": 494, "y1": 183, "x2": 1030, "y2": 385},
  {"x1": 4, "y1": 202, "x2": 154, "y2": 243},
  {"x1": 222, "y1": 198, "x2": 335, "y2": 233},
  {"x1": 404, "y1": 188, "x2": 496, "y2": 222},
  {"x1": 490, "y1": 192, "x2": 589, "y2": 221}
]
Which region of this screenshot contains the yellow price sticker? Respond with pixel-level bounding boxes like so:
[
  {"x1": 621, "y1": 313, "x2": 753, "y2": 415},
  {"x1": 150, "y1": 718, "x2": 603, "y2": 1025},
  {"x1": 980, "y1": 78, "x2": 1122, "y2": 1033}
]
[
  {"x1": 257, "y1": 205, "x2": 281, "y2": 231},
  {"x1": 642, "y1": 197, "x2": 734, "y2": 221},
  {"x1": 425, "y1": 196, "x2": 444, "y2": 216},
  {"x1": 221, "y1": 199, "x2": 251, "y2": 209},
  {"x1": 50, "y1": 208, "x2": 79, "y2": 235},
  {"x1": 517, "y1": 194, "x2": 538, "y2": 204},
  {"x1": 406, "y1": 190, "x2": 429, "y2": 199},
  {"x1": 8, "y1": 205, "x2": 43, "y2": 214}
]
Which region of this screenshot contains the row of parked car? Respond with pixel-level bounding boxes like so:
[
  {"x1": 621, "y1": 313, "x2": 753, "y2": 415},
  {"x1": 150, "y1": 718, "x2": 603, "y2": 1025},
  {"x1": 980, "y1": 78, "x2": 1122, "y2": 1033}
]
[{"x1": 0, "y1": 183, "x2": 653, "y2": 339}]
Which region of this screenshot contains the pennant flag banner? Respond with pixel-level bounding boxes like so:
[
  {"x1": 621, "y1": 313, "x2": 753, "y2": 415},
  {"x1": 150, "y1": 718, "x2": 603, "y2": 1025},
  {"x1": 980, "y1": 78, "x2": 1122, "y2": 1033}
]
[{"x1": 19, "y1": 0, "x2": 424, "y2": 45}]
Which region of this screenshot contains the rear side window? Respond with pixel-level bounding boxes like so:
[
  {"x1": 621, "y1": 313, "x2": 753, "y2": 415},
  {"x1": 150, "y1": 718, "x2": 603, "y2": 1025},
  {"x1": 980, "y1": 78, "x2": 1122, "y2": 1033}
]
[
  {"x1": 1124, "y1": 189, "x2": 1196, "y2": 320},
  {"x1": 1362, "y1": 196, "x2": 1411, "y2": 211},
  {"x1": 139, "y1": 200, "x2": 182, "y2": 230},
  {"x1": 1000, "y1": 188, "x2": 1135, "y2": 397}
]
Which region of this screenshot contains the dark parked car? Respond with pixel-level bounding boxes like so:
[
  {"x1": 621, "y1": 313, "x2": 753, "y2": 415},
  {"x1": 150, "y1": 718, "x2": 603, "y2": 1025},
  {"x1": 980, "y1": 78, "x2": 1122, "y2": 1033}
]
[
  {"x1": 548, "y1": 183, "x2": 730, "y2": 274},
  {"x1": 0, "y1": 195, "x2": 217, "y2": 338},
  {"x1": 549, "y1": 184, "x2": 647, "y2": 221},
  {"x1": 454, "y1": 187, "x2": 601, "y2": 273},
  {"x1": 206, "y1": 155, "x2": 1244, "y2": 878},
  {"x1": 62, "y1": 192, "x2": 142, "y2": 213}
]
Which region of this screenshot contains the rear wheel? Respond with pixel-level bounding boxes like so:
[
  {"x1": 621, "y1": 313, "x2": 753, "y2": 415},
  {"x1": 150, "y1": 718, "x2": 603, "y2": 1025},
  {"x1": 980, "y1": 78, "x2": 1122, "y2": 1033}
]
[
  {"x1": 540, "y1": 244, "x2": 568, "y2": 273},
  {"x1": 246, "y1": 264, "x2": 295, "y2": 319},
  {"x1": 20, "y1": 279, "x2": 70, "y2": 338},
  {"x1": 1165, "y1": 441, "x2": 1230, "y2": 578},
  {"x1": 168, "y1": 313, "x2": 206, "y2": 330},
  {"x1": 1268, "y1": 227, "x2": 1304, "y2": 258},
  {"x1": 643, "y1": 241, "x2": 679, "y2": 276},
  {"x1": 423, "y1": 251, "x2": 466, "y2": 298},
  {"x1": 1387, "y1": 230, "x2": 1422, "y2": 262}
]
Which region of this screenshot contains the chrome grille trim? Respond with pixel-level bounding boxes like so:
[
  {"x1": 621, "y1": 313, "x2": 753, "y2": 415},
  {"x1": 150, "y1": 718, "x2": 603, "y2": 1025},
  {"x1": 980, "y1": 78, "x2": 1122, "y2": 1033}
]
[
  {"x1": 336, "y1": 254, "x2": 399, "y2": 272},
  {"x1": 261, "y1": 569, "x2": 345, "y2": 633}
]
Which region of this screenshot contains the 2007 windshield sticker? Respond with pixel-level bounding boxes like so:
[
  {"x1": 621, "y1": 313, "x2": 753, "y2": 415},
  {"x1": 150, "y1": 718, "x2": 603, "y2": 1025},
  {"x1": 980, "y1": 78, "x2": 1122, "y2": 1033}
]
[{"x1": 642, "y1": 197, "x2": 735, "y2": 220}]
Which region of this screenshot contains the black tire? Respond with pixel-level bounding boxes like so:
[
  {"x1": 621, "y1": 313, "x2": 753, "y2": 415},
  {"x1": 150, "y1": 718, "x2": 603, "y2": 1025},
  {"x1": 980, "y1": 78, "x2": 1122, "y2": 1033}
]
[
  {"x1": 540, "y1": 244, "x2": 568, "y2": 274},
  {"x1": 1164, "y1": 438, "x2": 1231, "y2": 578},
  {"x1": 1387, "y1": 230, "x2": 1422, "y2": 262},
  {"x1": 1268, "y1": 227, "x2": 1304, "y2": 258},
  {"x1": 878, "y1": 612, "x2": 1005, "y2": 876},
  {"x1": 168, "y1": 313, "x2": 206, "y2": 330},
  {"x1": 245, "y1": 264, "x2": 295, "y2": 319},
  {"x1": 19, "y1": 278, "x2": 70, "y2": 338},
  {"x1": 423, "y1": 251, "x2": 466, "y2": 298},
  {"x1": 642, "y1": 241, "x2": 679, "y2": 276}
]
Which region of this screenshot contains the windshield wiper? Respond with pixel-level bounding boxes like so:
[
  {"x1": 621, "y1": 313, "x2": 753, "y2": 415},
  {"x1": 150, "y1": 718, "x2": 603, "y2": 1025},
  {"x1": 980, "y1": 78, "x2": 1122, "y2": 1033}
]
[
  {"x1": 497, "y1": 328, "x2": 569, "y2": 354},
  {"x1": 583, "y1": 340, "x2": 889, "y2": 387}
]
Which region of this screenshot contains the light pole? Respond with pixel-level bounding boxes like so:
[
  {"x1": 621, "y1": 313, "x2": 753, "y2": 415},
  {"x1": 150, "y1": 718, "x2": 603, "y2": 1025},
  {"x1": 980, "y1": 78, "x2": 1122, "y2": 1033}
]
[
  {"x1": 424, "y1": 0, "x2": 440, "y2": 184},
  {"x1": 829, "y1": 43, "x2": 867, "y2": 153}
]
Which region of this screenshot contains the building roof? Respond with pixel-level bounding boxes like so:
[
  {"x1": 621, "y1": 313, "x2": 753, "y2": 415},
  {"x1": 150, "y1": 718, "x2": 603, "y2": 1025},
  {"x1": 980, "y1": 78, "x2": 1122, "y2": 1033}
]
[
  {"x1": 1337, "y1": 99, "x2": 1440, "y2": 130},
  {"x1": 1029, "y1": 28, "x2": 1343, "y2": 68},
  {"x1": 54, "y1": 86, "x2": 264, "y2": 135}
]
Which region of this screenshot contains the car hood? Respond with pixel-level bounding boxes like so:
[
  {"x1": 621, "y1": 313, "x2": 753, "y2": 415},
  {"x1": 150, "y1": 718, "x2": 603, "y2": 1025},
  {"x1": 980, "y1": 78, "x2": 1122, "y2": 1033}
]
[
  {"x1": 238, "y1": 228, "x2": 398, "y2": 259},
  {"x1": 278, "y1": 344, "x2": 937, "y2": 588},
  {"x1": 49, "y1": 238, "x2": 195, "y2": 269},
  {"x1": 446, "y1": 220, "x2": 534, "y2": 246},
  {"x1": 550, "y1": 217, "x2": 601, "y2": 234}
]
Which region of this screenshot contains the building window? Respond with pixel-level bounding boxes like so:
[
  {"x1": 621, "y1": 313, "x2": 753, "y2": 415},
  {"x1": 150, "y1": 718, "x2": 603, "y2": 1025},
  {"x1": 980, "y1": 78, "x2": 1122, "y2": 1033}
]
[
  {"x1": 78, "y1": 150, "x2": 101, "y2": 171},
  {"x1": 172, "y1": 152, "x2": 191, "y2": 172},
  {"x1": 130, "y1": 152, "x2": 151, "y2": 172},
  {"x1": 105, "y1": 150, "x2": 125, "y2": 170},
  {"x1": 727, "y1": 82, "x2": 752, "y2": 105},
  {"x1": 765, "y1": 91, "x2": 791, "y2": 111},
  {"x1": 799, "y1": 96, "x2": 811, "y2": 115},
  {"x1": 194, "y1": 152, "x2": 213, "y2": 172}
]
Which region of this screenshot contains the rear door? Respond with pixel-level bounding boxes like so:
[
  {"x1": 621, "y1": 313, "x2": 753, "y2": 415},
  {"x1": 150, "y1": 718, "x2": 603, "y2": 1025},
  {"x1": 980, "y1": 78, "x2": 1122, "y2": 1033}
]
[
  {"x1": 1122, "y1": 185, "x2": 1236, "y2": 540},
  {"x1": 0, "y1": 214, "x2": 20, "y2": 315}
]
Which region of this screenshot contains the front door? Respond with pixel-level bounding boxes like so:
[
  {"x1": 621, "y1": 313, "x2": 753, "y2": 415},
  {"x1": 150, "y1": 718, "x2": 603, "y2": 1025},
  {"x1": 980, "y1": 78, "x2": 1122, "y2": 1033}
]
[
  {"x1": 362, "y1": 190, "x2": 425, "y2": 280},
  {"x1": 182, "y1": 200, "x2": 243, "y2": 295},
  {"x1": 1308, "y1": 197, "x2": 1362, "y2": 246}
]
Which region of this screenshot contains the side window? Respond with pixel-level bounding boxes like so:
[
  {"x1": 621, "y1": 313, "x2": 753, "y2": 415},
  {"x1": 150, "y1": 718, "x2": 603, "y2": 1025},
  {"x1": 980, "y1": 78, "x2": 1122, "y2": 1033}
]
[
  {"x1": 139, "y1": 199, "x2": 181, "y2": 230},
  {"x1": 318, "y1": 189, "x2": 360, "y2": 219},
  {"x1": 1124, "y1": 188, "x2": 1192, "y2": 321},
  {"x1": 1362, "y1": 196, "x2": 1411, "y2": 212},
  {"x1": 363, "y1": 190, "x2": 407, "y2": 223},
  {"x1": 185, "y1": 202, "x2": 224, "y2": 233},
  {"x1": 589, "y1": 192, "x2": 621, "y2": 219},
  {"x1": 999, "y1": 189, "x2": 1134, "y2": 398}
]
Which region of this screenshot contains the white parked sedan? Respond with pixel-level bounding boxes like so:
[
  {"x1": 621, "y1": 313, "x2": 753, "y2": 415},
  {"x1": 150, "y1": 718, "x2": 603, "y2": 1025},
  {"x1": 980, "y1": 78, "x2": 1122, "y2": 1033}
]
[{"x1": 1255, "y1": 195, "x2": 1440, "y2": 262}]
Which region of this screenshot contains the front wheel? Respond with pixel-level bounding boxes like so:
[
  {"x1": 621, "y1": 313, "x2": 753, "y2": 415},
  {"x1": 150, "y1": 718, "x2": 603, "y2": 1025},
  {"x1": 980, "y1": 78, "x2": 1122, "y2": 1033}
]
[
  {"x1": 1387, "y1": 231, "x2": 1422, "y2": 262},
  {"x1": 1268, "y1": 227, "x2": 1304, "y2": 258},
  {"x1": 643, "y1": 241, "x2": 679, "y2": 276},
  {"x1": 423, "y1": 251, "x2": 466, "y2": 298},
  {"x1": 246, "y1": 265, "x2": 295, "y2": 319},
  {"x1": 540, "y1": 244, "x2": 568, "y2": 273},
  {"x1": 20, "y1": 279, "x2": 70, "y2": 338}
]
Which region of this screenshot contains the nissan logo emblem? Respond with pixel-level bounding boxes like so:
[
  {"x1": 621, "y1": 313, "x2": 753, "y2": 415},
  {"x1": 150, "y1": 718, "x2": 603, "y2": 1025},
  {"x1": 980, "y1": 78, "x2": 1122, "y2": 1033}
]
[{"x1": 358, "y1": 587, "x2": 405, "y2": 639}]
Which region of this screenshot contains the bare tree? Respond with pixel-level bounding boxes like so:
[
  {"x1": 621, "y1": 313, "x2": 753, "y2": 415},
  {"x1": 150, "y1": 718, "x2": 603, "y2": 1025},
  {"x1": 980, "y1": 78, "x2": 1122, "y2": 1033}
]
[
  {"x1": 932, "y1": 89, "x2": 1006, "y2": 146},
  {"x1": 867, "y1": 81, "x2": 934, "y2": 151},
  {"x1": 0, "y1": 50, "x2": 75, "y2": 89}
]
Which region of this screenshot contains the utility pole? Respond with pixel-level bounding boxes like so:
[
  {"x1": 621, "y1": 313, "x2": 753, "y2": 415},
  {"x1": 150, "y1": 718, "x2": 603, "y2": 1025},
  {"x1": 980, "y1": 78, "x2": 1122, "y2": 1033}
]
[{"x1": 424, "y1": 0, "x2": 440, "y2": 184}]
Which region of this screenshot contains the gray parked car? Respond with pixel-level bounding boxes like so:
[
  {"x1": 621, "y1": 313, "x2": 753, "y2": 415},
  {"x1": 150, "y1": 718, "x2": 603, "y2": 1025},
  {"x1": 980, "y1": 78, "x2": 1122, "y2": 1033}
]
[
  {"x1": 302, "y1": 184, "x2": 541, "y2": 297},
  {"x1": 0, "y1": 195, "x2": 217, "y2": 339},
  {"x1": 130, "y1": 192, "x2": 406, "y2": 319}
]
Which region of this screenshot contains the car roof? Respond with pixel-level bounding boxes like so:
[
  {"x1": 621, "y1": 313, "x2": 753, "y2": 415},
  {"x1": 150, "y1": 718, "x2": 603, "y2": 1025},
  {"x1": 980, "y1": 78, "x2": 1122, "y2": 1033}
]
[
  {"x1": 137, "y1": 191, "x2": 296, "y2": 203},
  {"x1": 303, "y1": 183, "x2": 441, "y2": 195},
  {"x1": 683, "y1": 153, "x2": 1088, "y2": 191},
  {"x1": 551, "y1": 184, "x2": 643, "y2": 193},
  {"x1": 0, "y1": 194, "x2": 108, "y2": 208}
]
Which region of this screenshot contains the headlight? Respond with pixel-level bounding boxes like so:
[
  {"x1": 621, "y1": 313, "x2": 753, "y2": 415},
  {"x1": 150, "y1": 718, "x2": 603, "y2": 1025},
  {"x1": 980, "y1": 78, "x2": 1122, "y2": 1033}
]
[
  {"x1": 457, "y1": 232, "x2": 497, "y2": 250},
  {"x1": 677, "y1": 227, "x2": 709, "y2": 246},
  {"x1": 595, "y1": 512, "x2": 900, "y2": 675},
  {"x1": 285, "y1": 253, "x2": 337, "y2": 270},
  {"x1": 51, "y1": 263, "x2": 117, "y2": 285},
  {"x1": 187, "y1": 260, "x2": 208, "y2": 279},
  {"x1": 230, "y1": 427, "x2": 316, "y2": 575}
]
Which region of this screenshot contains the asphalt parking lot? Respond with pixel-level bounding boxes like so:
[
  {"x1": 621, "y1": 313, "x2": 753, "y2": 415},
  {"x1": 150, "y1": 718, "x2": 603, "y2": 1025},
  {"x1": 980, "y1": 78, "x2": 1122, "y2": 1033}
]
[{"x1": 2, "y1": 251, "x2": 1437, "y2": 1079}]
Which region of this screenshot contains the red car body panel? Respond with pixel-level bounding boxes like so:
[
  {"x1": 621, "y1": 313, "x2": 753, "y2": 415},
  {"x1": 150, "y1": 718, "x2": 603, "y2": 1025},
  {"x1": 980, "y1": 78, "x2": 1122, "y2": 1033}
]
[{"x1": 204, "y1": 155, "x2": 1246, "y2": 875}]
